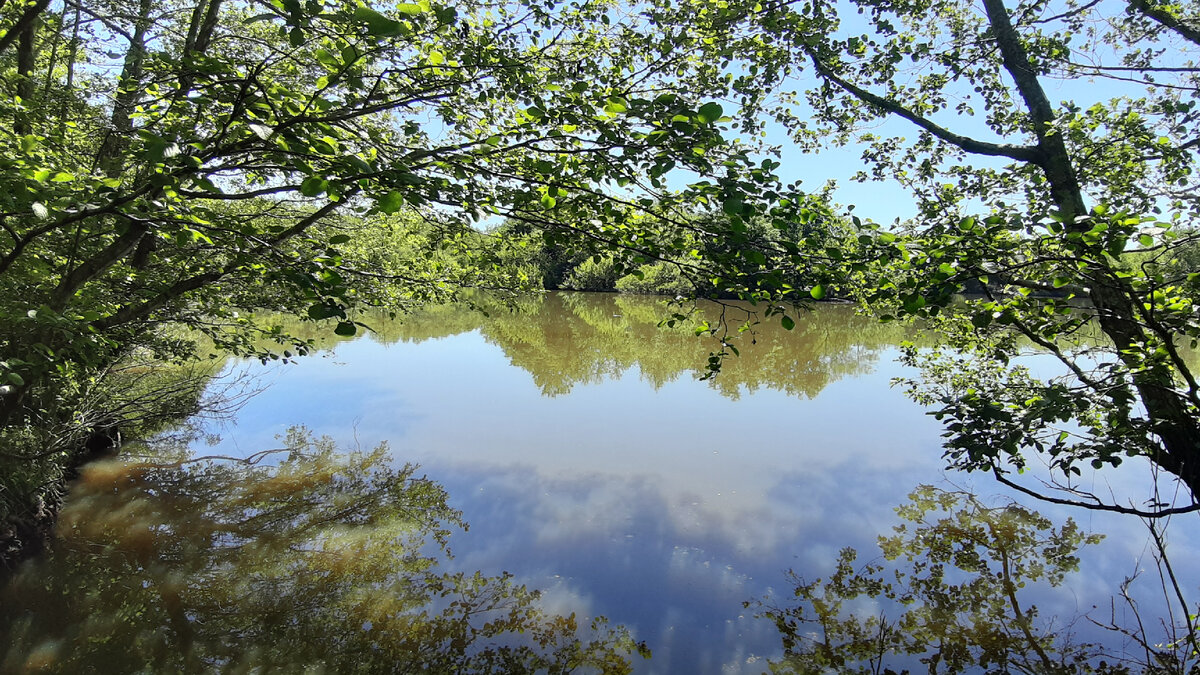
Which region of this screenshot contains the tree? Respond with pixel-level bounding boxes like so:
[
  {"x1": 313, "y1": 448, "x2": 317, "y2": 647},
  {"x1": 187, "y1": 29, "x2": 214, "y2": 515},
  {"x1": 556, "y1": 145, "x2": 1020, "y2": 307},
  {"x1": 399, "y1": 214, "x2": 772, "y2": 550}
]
[
  {"x1": 0, "y1": 0, "x2": 819, "y2": 539},
  {"x1": 0, "y1": 0, "x2": 804, "y2": 418},
  {"x1": 647, "y1": 0, "x2": 1200, "y2": 510}
]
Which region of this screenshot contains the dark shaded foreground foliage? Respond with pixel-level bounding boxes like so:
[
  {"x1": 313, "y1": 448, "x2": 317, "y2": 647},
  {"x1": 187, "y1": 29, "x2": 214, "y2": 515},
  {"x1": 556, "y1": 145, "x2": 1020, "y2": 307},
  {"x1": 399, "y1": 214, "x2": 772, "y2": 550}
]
[
  {"x1": 0, "y1": 356, "x2": 228, "y2": 571},
  {"x1": 754, "y1": 487, "x2": 1199, "y2": 675},
  {"x1": 0, "y1": 429, "x2": 647, "y2": 674}
]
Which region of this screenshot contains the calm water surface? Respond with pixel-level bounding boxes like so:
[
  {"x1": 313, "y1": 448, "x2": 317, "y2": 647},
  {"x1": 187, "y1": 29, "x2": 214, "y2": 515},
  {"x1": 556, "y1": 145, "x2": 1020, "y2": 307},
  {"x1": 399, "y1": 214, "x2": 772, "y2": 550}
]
[
  {"x1": 217, "y1": 295, "x2": 941, "y2": 673},
  {"x1": 4, "y1": 292, "x2": 1197, "y2": 673}
]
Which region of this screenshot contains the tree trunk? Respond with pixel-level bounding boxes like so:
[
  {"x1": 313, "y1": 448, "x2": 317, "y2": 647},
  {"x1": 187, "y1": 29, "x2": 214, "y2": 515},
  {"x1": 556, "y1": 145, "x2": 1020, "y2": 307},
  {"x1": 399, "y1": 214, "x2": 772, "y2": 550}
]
[
  {"x1": 983, "y1": 0, "x2": 1200, "y2": 496},
  {"x1": 13, "y1": 9, "x2": 38, "y2": 135},
  {"x1": 95, "y1": 0, "x2": 153, "y2": 177}
]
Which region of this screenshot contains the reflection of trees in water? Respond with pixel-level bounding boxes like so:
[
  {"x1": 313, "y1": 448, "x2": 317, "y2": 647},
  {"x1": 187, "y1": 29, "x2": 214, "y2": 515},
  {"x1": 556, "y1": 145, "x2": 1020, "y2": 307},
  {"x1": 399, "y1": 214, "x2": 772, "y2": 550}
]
[
  {"x1": 755, "y1": 487, "x2": 1197, "y2": 674},
  {"x1": 337, "y1": 293, "x2": 914, "y2": 399},
  {"x1": 247, "y1": 292, "x2": 915, "y2": 399},
  {"x1": 237, "y1": 292, "x2": 1174, "y2": 403},
  {"x1": 0, "y1": 430, "x2": 646, "y2": 673},
  {"x1": 487, "y1": 294, "x2": 916, "y2": 399}
]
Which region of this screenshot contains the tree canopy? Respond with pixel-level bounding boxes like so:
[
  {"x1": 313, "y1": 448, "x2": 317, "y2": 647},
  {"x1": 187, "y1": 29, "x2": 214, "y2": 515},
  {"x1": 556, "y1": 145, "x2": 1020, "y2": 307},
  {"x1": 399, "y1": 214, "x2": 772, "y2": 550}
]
[
  {"x1": 0, "y1": 0, "x2": 816, "y2": 501},
  {"x1": 4, "y1": 0, "x2": 1200, "y2": 584},
  {"x1": 637, "y1": 0, "x2": 1200, "y2": 510}
]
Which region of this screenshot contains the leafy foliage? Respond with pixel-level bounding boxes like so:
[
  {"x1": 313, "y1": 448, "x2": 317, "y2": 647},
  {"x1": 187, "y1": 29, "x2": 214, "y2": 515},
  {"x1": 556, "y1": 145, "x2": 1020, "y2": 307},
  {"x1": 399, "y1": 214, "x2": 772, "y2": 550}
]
[
  {"x1": 0, "y1": 0, "x2": 836, "y2": 548},
  {"x1": 641, "y1": 0, "x2": 1200, "y2": 506},
  {"x1": 0, "y1": 0, "x2": 813, "y2": 427}
]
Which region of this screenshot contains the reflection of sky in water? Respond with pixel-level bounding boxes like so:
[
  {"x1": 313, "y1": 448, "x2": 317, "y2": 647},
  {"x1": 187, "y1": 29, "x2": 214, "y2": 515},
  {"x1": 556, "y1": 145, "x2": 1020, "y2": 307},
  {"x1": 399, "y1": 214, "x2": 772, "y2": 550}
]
[{"x1": 200, "y1": 321, "x2": 1200, "y2": 674}]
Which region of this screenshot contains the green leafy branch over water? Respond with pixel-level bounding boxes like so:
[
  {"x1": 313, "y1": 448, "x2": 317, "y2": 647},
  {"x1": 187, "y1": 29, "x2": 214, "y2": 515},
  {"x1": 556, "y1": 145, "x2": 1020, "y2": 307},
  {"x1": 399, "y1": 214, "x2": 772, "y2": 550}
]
[{"x1": 0, "y1": 429, "x2": 647, "y2": 674}]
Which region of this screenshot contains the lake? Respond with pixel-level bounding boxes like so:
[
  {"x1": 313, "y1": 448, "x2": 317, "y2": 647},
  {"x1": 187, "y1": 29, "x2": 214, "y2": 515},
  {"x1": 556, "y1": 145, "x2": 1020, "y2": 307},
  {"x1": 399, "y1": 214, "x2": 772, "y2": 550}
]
[{"x1": 3, "y1": 292, "x2": 1197, "y2": 673}]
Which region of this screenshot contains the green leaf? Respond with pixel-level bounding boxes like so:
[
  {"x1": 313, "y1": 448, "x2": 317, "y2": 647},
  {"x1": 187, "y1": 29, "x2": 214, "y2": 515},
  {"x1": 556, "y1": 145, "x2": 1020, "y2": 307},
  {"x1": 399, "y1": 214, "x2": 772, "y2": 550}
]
[
  {"x1": 50, "y1": 172, "x2": 75, "y2": 182},
  {"x1": 344, "y1": 156, "x2": 372, "y2": 173},
  {"x1": 300, "y1": 176, "x2": 329, "y2": 197},
  {"x1": 902, "y1": 294, "x2": 926, "y2": 313},
  {"x1": 354, "y1": 6, "x2": 403, "y2": 36},
  {"x1": 810, "y1": 284, "x2": 826, "y2": 300},
  {"x1": 781, "y1": 315, "x2": 795, "y2": 330},
  {"x1": 697, "y1": 102, "x2": 724, "y2": 124},
  {"x1": 315, "y1": 49, "x2": 339, "y2": 68},
  {"x1": 722, "y1": 197, "x2": 744, "y2": 217},
  {"x1": 540, "y1": 194, "x2": 557, "y2": 209},
  {"x1": 1138, "y1": 233, "x2": 1154, "y2": 247},
  {"x1": 377, "y1": 191, "x2": 405, "y2": 214},
  {"x1": 604, "y1": 97, "x2": 628, "y2": 114},
  {"x1": 334, "y1": 321, "x2": 357, "y2": 336},
  {"x1": 307, "y1": 304, "x2": 341, "y2": 320},
  {"x1": 328, "y1": 234, "x2": 352, "y2": 245},
  {"x1": 188, "y1": 228, "x2": 214, "y2": 245},
  {"x1": 396, "y1": 2, "x2": 425, "y2": 15},
  {"x1": 971, "y1": 312, "x2": 992, "y2": 329}
]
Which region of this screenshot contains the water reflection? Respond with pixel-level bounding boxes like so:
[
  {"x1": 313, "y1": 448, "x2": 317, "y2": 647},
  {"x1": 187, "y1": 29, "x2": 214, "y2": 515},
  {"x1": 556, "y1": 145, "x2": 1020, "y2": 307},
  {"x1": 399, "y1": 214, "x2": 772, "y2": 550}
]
[
  {"x1": 753, "y1": 487, "x2": 1197, "y2": 675},
  {"x1": 0, "y1": 429, "x2": 646, "y2": 673},
  {"x1": 16, "y1": 293, "x2": 1186, "y2": 674},
  {"x1": 267, "y1": 292, "x2": 919, "y2": 399},
  {"x1": 189, "y1": 293, "x2": 948, "y2": 673}
]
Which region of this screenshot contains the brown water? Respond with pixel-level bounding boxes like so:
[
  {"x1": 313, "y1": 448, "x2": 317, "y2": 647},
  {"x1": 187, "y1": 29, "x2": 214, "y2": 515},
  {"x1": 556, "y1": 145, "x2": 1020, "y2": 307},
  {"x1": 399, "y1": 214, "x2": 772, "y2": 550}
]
[{"x1": 2, "y1": 293, "x2": 1190, "y2": 674}]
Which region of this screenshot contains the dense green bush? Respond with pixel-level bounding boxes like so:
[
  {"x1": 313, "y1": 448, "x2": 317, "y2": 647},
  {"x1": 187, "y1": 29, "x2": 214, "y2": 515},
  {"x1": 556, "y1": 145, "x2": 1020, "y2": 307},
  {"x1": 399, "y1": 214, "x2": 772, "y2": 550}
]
[
  {"x1": 615, "y1": 263, "x2": 694, "y2": 296},
  {"x1": 565, "y1": 256, "x2": 622, "y2": 291}
]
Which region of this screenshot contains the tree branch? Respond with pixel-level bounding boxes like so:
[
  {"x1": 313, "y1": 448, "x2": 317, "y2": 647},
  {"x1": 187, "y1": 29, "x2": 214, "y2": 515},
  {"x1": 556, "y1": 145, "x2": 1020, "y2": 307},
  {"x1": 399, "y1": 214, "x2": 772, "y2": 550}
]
[
  {"x1": 1130, "y1": 0, "x2": 1200, "y2": 47},
  {"x1": 805, "y1": 50, "x2": 1041, "y2": 163},
  {"x1": 93, "y1": 197, "x2": 349, "y2": 330},
  {"x1": 0, "y1": 0, "x2": 49, "y2": 56},
  {"x1": 981, "y1": 0, "x2": 1087, "y2": 219},
  {"x1": 992, "y1": 468, "x2": 1200, "y2": 518},
  {"x1": 50, "y1": 222, "x2": 147, "y2": 310}
]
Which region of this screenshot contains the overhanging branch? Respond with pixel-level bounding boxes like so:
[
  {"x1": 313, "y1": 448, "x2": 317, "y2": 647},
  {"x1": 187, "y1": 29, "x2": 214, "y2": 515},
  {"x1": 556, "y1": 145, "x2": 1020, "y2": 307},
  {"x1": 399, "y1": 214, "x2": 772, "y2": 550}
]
[
  {"x1": 805, "y1": 50, "x2": 1041, "y2": 163},
  {"x1": 1130, "y1": 0, "x2": 1200, "y2": 47},
  {"x1": 993, "y1": 468, "x2": 1200, "y2": 518}
]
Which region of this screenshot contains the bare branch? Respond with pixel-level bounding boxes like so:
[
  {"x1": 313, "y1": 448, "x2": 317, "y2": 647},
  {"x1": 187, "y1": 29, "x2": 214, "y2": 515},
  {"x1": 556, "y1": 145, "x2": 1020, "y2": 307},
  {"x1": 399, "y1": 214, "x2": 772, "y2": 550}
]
[{"x1": 992, "y1": 468, "x2": 1200, "y2": 518}]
